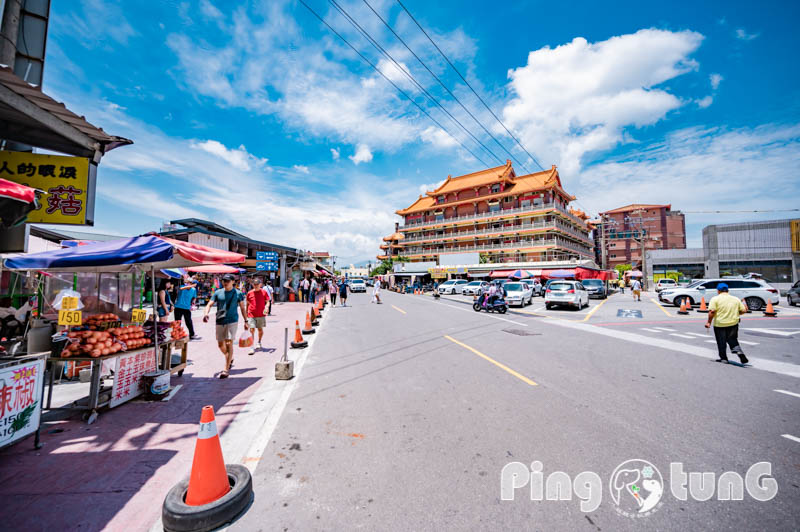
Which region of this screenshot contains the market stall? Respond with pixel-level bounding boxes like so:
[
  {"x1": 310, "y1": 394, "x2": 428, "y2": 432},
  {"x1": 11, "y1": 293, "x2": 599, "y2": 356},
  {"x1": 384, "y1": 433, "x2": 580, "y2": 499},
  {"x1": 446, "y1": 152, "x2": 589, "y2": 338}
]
[{"x1": 1, "y1": 235, "x2": 244, "y2": 427}]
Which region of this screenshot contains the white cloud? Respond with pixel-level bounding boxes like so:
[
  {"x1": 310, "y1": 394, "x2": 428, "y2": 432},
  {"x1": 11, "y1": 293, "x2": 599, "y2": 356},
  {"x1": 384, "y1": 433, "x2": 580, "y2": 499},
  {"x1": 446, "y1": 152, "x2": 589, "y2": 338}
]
[
  {"x1": 189, "y1": 140, "x2": 267, "y2": 171},
  {"x1": 574, "y1": 124, "x2": 800, "y2": 246},
  {"x1": 199, "y1": 0, "x2": 223, "y2": 21},
  {"x1": 292, "y1": 165, "x2": 310, "y2": 174},
  {"x1": 330, "y1": 148, "x2": 340, "y2": 160},
  {"x1": 735, "y1": 28, "x2": 759, "y2": 41},
  {"x1": 349, "y1": 144, "x2": 373, "y2": 165},
  {"x1": 420, "y1": 126, "x2": 458, "y2": 149},
  {"x1": 696, "y1": 96, "x2": 713, "y2": 108},
  {"x1": 710, "y1": 73, "x2": 723, "y2": 90},
  {"x1": 502, "y1": 29, "x2": 704, "y2": 176},
  {"x1": 418, "y1": 179, "x2": 445, "y2": 195}
]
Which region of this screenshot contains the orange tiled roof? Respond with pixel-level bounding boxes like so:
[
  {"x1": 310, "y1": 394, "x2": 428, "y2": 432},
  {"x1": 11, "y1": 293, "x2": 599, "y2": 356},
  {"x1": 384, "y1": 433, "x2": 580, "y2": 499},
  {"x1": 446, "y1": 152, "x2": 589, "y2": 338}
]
[
  {"x1": 382, "y1": 232, "x2": 405, "y2": 242},
  {"x1": 397, "y1": 164, "x2": 572, "y2": 215},
  {"x1": 425, "y1": 160, "x2": 514, "y2": 197},
  {"x1": 601, "y1": 203, "x2": 671, "y2": 215},
  {"x1": 569, "y1": 208, "x2": 589, "y2": 220}
]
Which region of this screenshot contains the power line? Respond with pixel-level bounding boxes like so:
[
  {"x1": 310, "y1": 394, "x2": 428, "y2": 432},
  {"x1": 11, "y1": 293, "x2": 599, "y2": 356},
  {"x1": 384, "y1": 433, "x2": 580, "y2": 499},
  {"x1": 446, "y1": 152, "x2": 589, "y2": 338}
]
[
  {"x1": 396, "y1": 0, "x2": 545, "y2": 172},
  {"x1": 296, "y1": 0, "x2": 491, "y2": 167},
  {"x1": 326, "y1": 0, "x2": 504, "y2": 166},
  {"x1": 361, "y1": 0, "x2": 530, "y2": 173}
]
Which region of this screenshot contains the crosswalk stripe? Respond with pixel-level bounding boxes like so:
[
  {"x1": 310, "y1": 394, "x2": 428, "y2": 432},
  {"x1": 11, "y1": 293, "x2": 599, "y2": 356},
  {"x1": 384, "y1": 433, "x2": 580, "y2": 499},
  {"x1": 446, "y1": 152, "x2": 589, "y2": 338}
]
[
  {"x1": 774, "y1": 389, "x2": 800, "y2": 399},
  {"x1": 653, "y1": 327, "x2": 676, "y2": 332},
  {"x1": 670, "y1": 333, "x2": 694, "y2": 339},
  {"x1": 640, "y1": 328, "x2": 660, "y2": 333},
  {"x1": 739, "y1": 340, "x2": 759, "y2": 346},
  {"x1": 685, "y1": 332, "x2": 709, "y2": 338}
]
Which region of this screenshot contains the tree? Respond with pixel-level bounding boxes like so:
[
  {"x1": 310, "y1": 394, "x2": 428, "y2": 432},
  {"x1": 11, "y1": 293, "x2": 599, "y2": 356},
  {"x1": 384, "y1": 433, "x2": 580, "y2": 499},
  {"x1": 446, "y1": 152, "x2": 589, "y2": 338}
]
[
  {"x1": 615, "y1": 263, "x2": 632, "y2": 275},
  {"x1": 369, "y1": 256, "x2": 408, "y2": 277}
]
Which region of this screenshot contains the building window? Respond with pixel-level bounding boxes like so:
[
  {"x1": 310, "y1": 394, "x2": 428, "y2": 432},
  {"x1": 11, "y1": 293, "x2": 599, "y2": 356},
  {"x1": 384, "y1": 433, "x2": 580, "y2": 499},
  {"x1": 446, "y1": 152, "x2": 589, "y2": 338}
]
[
  {"x1": 491, "y1": 184, "x2": 501, "y2": 194},
  {"x1": 489, "y1": 203, "x2": 500, "y2": 213},
  {"x1": 435, "y1": 213, "x2": 444, "y2": 222},
  {"x1": 437, "y1": 195, "x2": 445, "y2": 204},
  {"x1": 504, "y1": 196, "x2": 513, "y2": 204}
]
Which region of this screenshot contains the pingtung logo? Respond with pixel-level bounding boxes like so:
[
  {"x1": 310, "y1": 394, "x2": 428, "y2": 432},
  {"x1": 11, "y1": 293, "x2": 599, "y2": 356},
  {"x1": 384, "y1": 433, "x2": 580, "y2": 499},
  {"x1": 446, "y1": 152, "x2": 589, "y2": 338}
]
[{"x1": 609, "y1": 459, "x2": 664, "y2": 518}]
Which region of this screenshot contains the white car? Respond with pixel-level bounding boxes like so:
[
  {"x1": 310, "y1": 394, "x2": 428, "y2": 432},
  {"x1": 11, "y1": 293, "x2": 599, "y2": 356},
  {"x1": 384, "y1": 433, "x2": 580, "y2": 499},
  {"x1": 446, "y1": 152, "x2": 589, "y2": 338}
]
[
  {"x1": 655, "y1": 279, "x2": 677, "y2": 293},
  {"x1": 438, "y1": 280, "x2": 468, "y2": 294},
  {"x1": 504, "y1": 281, "x2": 533, "y2": 307},
  {"x1": 349, "y1": 279, "x2": 367, "y2": 293},
  {"x1": 658, "y1": 278, "x2": 779, "y2": 311},
  {"x1": 461, "y1": 281, "x2": 489, "y2": 295},
  {"x1": 545, "y1": 280, "x2": 589, "y2": 310}
]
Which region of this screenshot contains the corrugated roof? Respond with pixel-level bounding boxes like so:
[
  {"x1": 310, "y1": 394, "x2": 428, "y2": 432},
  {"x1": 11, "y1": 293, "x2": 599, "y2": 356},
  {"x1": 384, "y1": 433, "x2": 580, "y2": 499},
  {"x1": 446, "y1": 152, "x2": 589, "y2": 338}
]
[{"x1": 0, "y1": 65, "x2": 132, "y2": 157}]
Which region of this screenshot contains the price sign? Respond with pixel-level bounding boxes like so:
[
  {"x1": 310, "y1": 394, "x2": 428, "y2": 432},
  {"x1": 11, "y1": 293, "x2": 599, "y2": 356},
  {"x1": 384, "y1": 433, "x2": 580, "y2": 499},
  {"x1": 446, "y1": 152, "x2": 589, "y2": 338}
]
[
  {"x1": 58, "y1": 310, "x2": 82, "y2": 326},
  {"x1": 61, "y1": 296, "x2": 79, "y2": 310},
  {"x1": 131, "y1": 309, "x2": 147, "y2": 323}
]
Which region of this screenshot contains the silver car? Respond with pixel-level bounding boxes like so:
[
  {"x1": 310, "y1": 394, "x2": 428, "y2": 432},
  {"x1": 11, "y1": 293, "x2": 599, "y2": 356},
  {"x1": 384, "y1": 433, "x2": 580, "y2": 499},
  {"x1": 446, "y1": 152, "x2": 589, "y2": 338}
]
[
  {"x1": 504, "y1": 282, "x2": 533, "y2": 307},
  {"x1": 349, "y1": 279, "x2": 367, "y2": 292},
  {"x1": 658, "y1": 278, "x2": 779, "y2": 311},
  {"x1": 545, "y1": 281, "x2": 589, "y2": 310},
  {"x1": 438, "y1": 280, "x2": 468, "y2": 294},
  {"x1": 462, "y1": 281, "x2": 489, "y2": 295}
]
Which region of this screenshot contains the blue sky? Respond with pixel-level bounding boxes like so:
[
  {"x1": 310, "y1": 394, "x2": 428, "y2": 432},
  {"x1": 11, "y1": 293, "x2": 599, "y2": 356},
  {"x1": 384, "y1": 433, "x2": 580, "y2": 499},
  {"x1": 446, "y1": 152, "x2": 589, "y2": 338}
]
[{"x1": 41, "y1": 0, "x2": 800, "y2": 264}]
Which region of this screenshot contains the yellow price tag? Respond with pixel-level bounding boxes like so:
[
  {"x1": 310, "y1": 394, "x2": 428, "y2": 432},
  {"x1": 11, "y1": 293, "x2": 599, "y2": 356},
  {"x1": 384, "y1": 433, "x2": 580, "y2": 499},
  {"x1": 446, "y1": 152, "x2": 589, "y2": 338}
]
[
  {"x1": 131, "y1": 309, "x2": 147, "y2": 323},
  {"x1": 58, "y1": 310, "x2": 82, "y2": 326},
  {"x1": 61, "y1": 296, "x2": 79, "y2": 310}
]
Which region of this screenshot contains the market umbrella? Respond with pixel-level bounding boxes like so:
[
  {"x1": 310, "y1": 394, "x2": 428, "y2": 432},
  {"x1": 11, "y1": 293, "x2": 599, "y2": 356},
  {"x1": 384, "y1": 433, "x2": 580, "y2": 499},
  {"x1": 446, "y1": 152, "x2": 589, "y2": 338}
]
[
  {"x1": 507, "y1": 269, "x2": 531, "y2": 279},
  {"x1": 0, "y1": 178, "x2": 39, "y2": 228},
  {"x1": 629, "y1": 270, "x2": 643, "y2": 278}
]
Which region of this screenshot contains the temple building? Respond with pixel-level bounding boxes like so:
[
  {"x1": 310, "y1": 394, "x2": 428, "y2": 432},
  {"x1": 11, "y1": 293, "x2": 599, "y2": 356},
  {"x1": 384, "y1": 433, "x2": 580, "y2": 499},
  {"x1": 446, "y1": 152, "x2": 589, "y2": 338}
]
[{"x1": 379, "y1": 161, "x2": 594, "y2": 265}]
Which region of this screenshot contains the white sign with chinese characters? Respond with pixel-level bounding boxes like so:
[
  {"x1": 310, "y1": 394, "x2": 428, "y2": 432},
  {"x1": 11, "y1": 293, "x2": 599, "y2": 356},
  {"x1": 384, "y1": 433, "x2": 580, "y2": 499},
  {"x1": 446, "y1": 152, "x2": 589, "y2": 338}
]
[
  {"x1": 0, "y1": 358, "x2": 45, "y2": 447},
  {"x1": 110, "y1": 349, "x2": 157, "y2": 408}
]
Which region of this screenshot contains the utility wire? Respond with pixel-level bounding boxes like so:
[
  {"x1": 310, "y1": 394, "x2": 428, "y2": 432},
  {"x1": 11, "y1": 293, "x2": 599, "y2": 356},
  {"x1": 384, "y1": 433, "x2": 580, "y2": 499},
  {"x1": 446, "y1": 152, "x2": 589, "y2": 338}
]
[
  {"x1": 396, "y1": 0, "x2": 545, "y2": 172},
  {"x1": 296, "y1": 0, "x2": 490, "y2": 167},
  {"x1": 326, "y1": 0, "x2": 504, "y2": 166},
  {"x1": 361, "y1": 0, "x2": 530, "y2": 173}
]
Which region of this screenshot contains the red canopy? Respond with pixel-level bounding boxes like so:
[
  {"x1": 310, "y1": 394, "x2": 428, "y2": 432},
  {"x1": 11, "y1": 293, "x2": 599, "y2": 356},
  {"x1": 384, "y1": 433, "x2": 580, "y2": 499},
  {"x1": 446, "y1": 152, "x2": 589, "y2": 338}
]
[
  {"x1": 575, "y1": 267, "x2": 616, "y2": 281},
  {"x1": 158, "y1": 236, "x2": 245, "y2": 265},
  {"x1": 187, "y1": 264, "x2": 240, "y2": 274},
  {"x1": 0, "y1": 178, "x2": 37, "y2": 203}
]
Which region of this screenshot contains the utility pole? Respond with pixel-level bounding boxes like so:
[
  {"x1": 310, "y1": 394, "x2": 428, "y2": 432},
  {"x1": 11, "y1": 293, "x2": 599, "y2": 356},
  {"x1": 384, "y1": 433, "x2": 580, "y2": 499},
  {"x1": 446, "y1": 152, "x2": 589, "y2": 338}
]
[
  {"x1": 599, "y1": 214, "x2": 608, "y2": 270},
  {"x1": 628, "y1": 209, "x2": 649, "y2": 290}
]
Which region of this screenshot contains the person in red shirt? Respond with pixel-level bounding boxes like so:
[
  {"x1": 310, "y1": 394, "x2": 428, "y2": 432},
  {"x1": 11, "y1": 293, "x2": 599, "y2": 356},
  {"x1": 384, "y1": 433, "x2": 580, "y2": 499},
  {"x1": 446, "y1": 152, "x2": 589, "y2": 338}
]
[{"x1": 245, "y1": 277, "x2": 269, "y2": 355}]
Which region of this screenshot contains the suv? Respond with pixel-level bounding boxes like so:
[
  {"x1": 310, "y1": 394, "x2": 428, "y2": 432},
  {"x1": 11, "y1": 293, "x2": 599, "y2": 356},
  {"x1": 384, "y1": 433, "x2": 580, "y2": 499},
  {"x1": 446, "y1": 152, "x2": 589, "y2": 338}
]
[
  {"x1": 658, "y1": 279, "x2": 779, "y2": 311},
  {"x1": 462, "y1": 281, "x2": 489, "y2": 295},
  {"x1": 349, "y1": 279, "x2": 366, "y2": 292},
  {"x1": 581, "y1": 279, "x2": 607, "y2": 299},
  {"x1": 520, "y1": 279, "x2": 543, "y2": 297},
  {"x1": 545, "y1": 280, "x2": 589, "y2": 310},
  {"x1": 438, "y1": 279, "x2": 468, "y2": 295},
  {"x1": 788, "y1": 281, "x2": 800, "y2": 307},
  {"x1": 655, "y1": 279, "x2": 677, "y2": 293}
]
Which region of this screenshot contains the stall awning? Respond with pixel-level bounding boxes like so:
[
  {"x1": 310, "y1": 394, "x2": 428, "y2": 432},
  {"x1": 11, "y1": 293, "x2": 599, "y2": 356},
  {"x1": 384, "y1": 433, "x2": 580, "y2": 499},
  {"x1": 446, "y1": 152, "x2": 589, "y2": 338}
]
[
  {"x1": 468, "y1": 271, "x2": 491, "y2": 278},
  {"x1": 490, "y1": 270, "x2": 513, "y2": 278},
  {"x1": 527, "y1": 269, "x2": 543, "y2": 277},
  {"x1": 2, "y1": 235, "x2": 246, "y2": 272},
  {"x1": 188, "y1": 264, "x2": 241, "y2": 274},
  {"x1": 542, "y1": 269, "x2": 577, "y2": 279}
]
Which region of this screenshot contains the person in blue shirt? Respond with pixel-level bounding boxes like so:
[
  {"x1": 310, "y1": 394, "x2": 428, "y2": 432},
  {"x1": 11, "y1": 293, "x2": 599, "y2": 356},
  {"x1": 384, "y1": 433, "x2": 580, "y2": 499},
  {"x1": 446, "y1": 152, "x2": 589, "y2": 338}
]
[
  {"x1": 174, "y1": 275, "x2": 199, "y2": 340},
  {"x1": 203, "y1": 274, "x2": 248, "y2": 378}
]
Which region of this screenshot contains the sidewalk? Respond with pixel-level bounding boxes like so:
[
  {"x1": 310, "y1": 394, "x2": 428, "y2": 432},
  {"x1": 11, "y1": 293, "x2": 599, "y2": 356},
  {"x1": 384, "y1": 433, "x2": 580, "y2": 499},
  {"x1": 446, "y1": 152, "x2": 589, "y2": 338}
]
[{"x1": 0, "y1": 301, "x2": 320, "y2": 531}]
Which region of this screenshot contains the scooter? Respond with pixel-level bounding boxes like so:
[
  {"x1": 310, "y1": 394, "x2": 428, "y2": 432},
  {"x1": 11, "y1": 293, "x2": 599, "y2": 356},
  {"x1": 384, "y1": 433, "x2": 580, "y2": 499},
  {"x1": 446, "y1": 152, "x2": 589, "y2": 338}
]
[{"x1": 473, "y1": 294, "x2": 508, "y2": 314}]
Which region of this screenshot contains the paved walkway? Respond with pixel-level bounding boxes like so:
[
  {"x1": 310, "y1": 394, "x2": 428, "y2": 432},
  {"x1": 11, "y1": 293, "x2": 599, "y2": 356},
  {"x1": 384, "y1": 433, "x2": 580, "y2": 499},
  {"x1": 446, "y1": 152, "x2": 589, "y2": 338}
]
[{"x1": 0, "y1": 301, "x2": 320, "y2": 531}]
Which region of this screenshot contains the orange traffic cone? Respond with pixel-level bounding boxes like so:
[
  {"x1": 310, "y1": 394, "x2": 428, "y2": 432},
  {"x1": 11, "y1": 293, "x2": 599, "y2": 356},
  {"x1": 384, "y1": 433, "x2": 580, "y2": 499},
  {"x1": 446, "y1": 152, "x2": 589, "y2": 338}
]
[
  {"x1": 764, "y1": 300, "x2": 777, "y2": 317},
  {"x1": 311, "y1": 305, "x2": 320, "y2": 325},
  {"x1": 684, "y1": 297, "x2": 693, "y2": 312},
  {"x1": 185, "y1": 406, "x2": 230, "y2": 506},
  {"x1": 697, "y1": 297, "x2": 708, "y2": 313},
  {"x1": 677, "y1": 298, "x2": 689, "y2": 315},
  {"x1": 291, "y1": 320, "x2": 307, "y2": 348},
  {"x1": 302, "y1": 312, "x2": 316, "y2": 335}
]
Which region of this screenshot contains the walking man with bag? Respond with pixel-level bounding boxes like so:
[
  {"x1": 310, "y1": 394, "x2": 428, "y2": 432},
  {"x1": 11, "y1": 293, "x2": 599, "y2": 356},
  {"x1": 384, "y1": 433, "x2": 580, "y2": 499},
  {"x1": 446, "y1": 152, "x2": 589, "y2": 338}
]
[
  {"x1": 705, "y1": 282, "x2": 749, "y2": 365},
  {"x1": 203, "y1": 274, "x2": 248, "y2": 378},
  {"x1": 245, "y1": 277, "x2": 268, "y2": 355}
]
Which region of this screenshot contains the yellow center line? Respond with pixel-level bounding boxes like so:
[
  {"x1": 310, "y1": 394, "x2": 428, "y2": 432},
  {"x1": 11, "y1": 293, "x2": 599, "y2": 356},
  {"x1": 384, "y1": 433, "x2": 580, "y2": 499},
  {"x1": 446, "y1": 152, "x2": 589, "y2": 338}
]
[
  {"x1": 581, "y1": 293, "x2": 614, "y2": 322},
  {"x1": 444, "y1": 335, "x2": 537, "y2": 386},
  {"x1": 650, "y1": 297, "x2": 673, "y2": 317},
  {"x1": 391, "y1": 305, "x2": 407, "y2": 314}
]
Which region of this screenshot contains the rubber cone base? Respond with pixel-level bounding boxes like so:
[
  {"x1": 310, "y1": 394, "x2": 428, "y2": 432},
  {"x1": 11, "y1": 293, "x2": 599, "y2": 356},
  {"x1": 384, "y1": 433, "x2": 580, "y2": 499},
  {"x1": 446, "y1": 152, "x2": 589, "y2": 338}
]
[
  {"x1": 291, "y1": 340, "x2": 308, "y2": 348},
  {"x1": 302, "y1": 327, "x2": 316, "y2": 335}
]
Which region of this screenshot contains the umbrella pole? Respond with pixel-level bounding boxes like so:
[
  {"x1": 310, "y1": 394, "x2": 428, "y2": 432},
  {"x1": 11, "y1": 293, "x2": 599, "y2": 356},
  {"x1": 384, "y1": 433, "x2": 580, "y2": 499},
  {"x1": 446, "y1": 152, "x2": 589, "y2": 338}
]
[{"x1": 151, "y1": 265, "x2": 159, "y2": 369}]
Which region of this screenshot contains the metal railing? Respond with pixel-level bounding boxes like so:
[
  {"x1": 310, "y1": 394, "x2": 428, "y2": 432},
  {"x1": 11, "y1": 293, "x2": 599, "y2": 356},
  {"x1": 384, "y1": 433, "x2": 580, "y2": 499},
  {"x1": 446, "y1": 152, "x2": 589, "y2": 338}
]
[
  {"x1": 401, "y1": 219, "x2": 592, "y2": 246},
  {"x1": 400, "y1": 202, "x2": 586, "y2": 230},
  {"x1": 398, "y1": 237, "x2": 593, "y2": 258}
]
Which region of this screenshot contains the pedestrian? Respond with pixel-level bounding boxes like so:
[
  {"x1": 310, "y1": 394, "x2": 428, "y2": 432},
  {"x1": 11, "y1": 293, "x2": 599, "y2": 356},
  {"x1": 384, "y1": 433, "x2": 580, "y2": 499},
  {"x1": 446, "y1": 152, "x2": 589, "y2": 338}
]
[
  {"x1": 245, "y1": 277, "x2": 268, "y2": 355},
  {"x1": 372, "y1": 278, "x2": 382, "y2": 304},
  {"x1": 705, "y1": 283, "x2": 749, "y2": 365},
  {"x1": 264, "y1": 280, "x2": 274, "y2": 315},
  {"x1": 283, "y1": 277, "x2": 291, "y2": 302},
  {"x1": 618, "y1": 278, "x2": 625, "y2": 294},
  {"x1": 300, "y1": 277, "x2": 310, "y2": 303},
  {"x1": 310, "y1": 276, "x2": 318, "y2": 305},
  {"x1": 157, "y1": 279, "x2": 174, "y2": 322},
  {"x1": 330, "y1": 279, "x2": 338, "y2": 306},
  {"x1": 338, "y1": 278, "x2": 349, "y2": 307},
  {"x1": 631, "y1": 278, "x2": 642, "y2": 301},
  {"x1": 203, "y1": 273, "x2": 248, "y2": 378},
  {"x1": 174, "y1": 275, "x2": 200, "y2": 340}
]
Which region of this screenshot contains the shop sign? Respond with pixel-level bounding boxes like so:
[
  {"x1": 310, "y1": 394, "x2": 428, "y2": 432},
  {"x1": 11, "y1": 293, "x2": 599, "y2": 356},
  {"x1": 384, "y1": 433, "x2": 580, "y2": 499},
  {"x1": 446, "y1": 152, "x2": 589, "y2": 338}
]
[
  {"x1": 58, "y1": 309, "x2": 82, "y2": 326},
  {"x1": 256, "y1": 251, "x2": 278, "y2": 261},
  {"x1": 0, "y1": 358, "x2": 45, "y2": 447},
  {"x1": 0, "y1": 152, "x2": 92, "y2": 225},
  {"x1": 61, "y1": 296, "x2": 79, "y2": 310},
  {"x1": 256, "y1": 262, "x2": 278, "y2": 271},
  {"x1": 110, "y1": 349, "x2": 157, "y2": 408},
  {"x1": 131, "y1": 308, "x2": 147, "y2": 323}
]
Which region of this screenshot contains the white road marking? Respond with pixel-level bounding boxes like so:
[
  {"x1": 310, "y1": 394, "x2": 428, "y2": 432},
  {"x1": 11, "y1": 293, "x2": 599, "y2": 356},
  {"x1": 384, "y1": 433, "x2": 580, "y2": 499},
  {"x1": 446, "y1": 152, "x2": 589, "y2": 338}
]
[
  {"x1": 684, "y1": 332, "x2": 709, "y2": 338},
  {"x1": 640, "y1": 328, "x2": 661, "y2": 333},
  {"x1": 774, "y1": 389, "x2": 800, "y2": 399},
  {"x1": 744, "y1": 328, "x2": 800, "y2": 337},
  {"x1": 739, "y1": 340, "x2": 760, "y2": 346},
  {"x1": 442, "y1": 302, "x2": 529, "y2": 327},
  {"x1": 653, "y1": 327, "x2": 676, "y2": 332},
  {"x1": 782, "y1": 434, "x2": 800, "y2": 444},
  {"x1": 670, "y1": 333, "x2": 695, "y2": 339}
]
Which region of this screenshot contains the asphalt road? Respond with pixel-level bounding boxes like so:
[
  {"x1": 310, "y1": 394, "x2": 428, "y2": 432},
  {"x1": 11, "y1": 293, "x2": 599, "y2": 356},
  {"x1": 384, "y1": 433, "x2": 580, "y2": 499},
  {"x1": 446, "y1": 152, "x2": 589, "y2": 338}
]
[{"x1": 232, "y1": 290, "x2": 800, "y2": 531}]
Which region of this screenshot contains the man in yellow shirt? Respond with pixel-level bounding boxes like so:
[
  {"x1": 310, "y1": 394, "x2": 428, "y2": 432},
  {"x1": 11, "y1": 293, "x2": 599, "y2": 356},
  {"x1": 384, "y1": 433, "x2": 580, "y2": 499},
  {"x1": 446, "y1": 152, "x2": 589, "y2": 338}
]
[{"x1": 705, "y1": 283, "x2": 749, "y2": 364}]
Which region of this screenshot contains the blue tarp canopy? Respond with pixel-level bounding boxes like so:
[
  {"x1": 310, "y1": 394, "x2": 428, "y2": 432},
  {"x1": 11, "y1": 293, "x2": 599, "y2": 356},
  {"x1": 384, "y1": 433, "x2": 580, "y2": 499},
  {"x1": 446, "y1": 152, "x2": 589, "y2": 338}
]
[
  {"x1": 545, "y1": 269, "x2": 577, "y2": 279},
  {"x1": 3, "y1": 235, "x2": 177, "y2": 272}
]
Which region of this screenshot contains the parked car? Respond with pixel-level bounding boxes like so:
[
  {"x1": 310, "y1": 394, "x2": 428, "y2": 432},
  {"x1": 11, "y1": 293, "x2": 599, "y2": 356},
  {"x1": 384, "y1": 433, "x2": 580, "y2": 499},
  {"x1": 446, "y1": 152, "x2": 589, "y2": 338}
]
[
  {"x1": 438, "y1": 279, "x2": 468, "y2": 295},
  {"x1": 504, "y1": 282, "x2": 533, "y2": 307},
  {"x1": 520, "y1": 279, "x2": 544, "y2": 297},
  {"x1": 658, "y1": 278, "x2": 779, "y2": 311},
  {"x1": 349, "y1": 279, "x2": 367, "y2": 292},
  {"x1": 786, "y1": 281, "x2": 800, "y2": 307},
  {"x1": 655, "y1": 279, "x2": 677, "y2": 293},
  {"x1": 462, "y1": 281, "x2": 489, "y2": 295},
  {"x1": 581, "y1": 279, "x2": 607, "y2": 299},
  {"x1": 545, "y1": 280, "x2": 589, "y2": 310}
]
